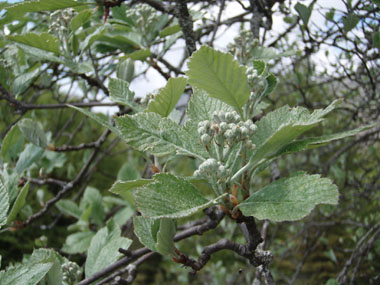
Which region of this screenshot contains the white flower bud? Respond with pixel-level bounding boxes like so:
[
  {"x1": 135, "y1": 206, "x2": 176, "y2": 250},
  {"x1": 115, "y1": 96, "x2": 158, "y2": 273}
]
[
  {"x1": 225, "y1": 112, "x2": 234, "y2": 122},
  {"x1": 219, "y1": 122, "x2": 228, "y2": 133},
  {"x1": 198, "y1": 126, "x2": 206, "y2": 135},
  {"x1": 249, "y1": 124, "x2": 257, "y2": 133},
  {"x1": 240, "y1": 126, "x2": 249, "y2": 136},
  {"x1": 201, "y1": 134, "x2": 212, "y2": 145},
  {"x1": 224, "y1": 129, "x2": 234, "y2": 140}
]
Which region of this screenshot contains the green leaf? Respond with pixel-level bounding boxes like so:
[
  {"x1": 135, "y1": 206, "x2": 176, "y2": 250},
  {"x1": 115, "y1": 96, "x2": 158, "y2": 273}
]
[
  {"x1": 116, "y1": 58, "x2": 134, "y2": 83},
  {"x1": 15, "y1": 43, "x2": 63, "y2": 64},
  {"x1": 80, "y1": 26, "x2": 107, "y2": 53},
  {"x1": 12, "y1": 66, "x2": 40, "y2": 96},
  {"x1": 133, "y1": 216, "x2": 160, "y2": 252},
  {"x1": 147, "y1": 77, "x2": 187, "y2": 117},
  {"x1": 8, "y1": 33, "x2": 59, "y2": 55},
  {"x1": 117, "y1": 162, "x2": 140, "y2": 181},
  {"x1": 7, "y1": 180, "x2": 30, "y2": 223},
  {"x1": 251, "y1": 100, "x2": 341, "y2": 163},
  {"x1": 30, "y1": 248, "x2": 62, "y2": 285},
  {"x1": 252, "y1": 60, "x2": 266, "y2": 75},
  {"x1": 81, "y1": 187, "x2": 104, "y2": 226},
  {"x1": 85, "y1": 220, "x2": 132, "y2": 278},
  {"x1": 0, "y1": 178, "x2": 10, "y2": 229},
  {"x1": 0, "y1": 171, "x2": 18, "y2": 206},
  {"x1": 109, "y1": 178, "x2": 154, "y2": 206},
  {"x1": 5, "y1": 0, "x2": 87, "y2": 17},
  {"x1": 1, "y1": 124, "x2": 24, "y2": 162},
  {"x1": 373, "y1": 29, "x2": 380, "y2": 50},
  {"x1": 159, "y1": 24, "x2": 181, "y2": 37},
  {"x1": 187, "y1": 88, "x2": 233, "y2": 123},
  {"x1": 133, "y1": 217, "x2": 176, "y2": 255},
  {"x1": 135, "y1": 173, "x2": 212, "y2": 219},
  {"x1": 56, "y1": 199, "x2": 82, "y2": 219},
  {"x1": 0, "y1": 249, "x2": 58, "y2": 285},
  {"x1": 122, "y1": 48, "x2": 151, "y2": 61},
  {"x1": 156, "y1": 219, "x2": 176, "y2": 255},
  {"x1": 295, "y1": 3, "x2": 312, "y2": 25},
  {"x1": 342, "y1": 13, "x2": 359, "y2": 33},
  {"x1": 325, "y1": 8, "x2": 335, "y2": 21},
  {"x1": 70, "y1": 9, "x2": 93, "y2": 31},
  {"x1": 64, "y1": 60, "x2": 94, "y2": 74},
  {"x1": 273, "y1": 124, "x2": 377, "y2": 157},
  {"x1": 187, "y1": 45, "x2": 250, "y2": 113},
  {"x1": 62, "y1": 231, "x2": 95, "y2": 254},
  {"x1": 108, "y1": 78, "x2": 140, "y2": 111},
  {"x1": 261, "y1": 73, "x2": 277, "y2": 98},
  {"x1": 15, "y1": 144, "x2": 44, "y2": 174},
  {"x1": 115, "y1": 112, "x2": 208, "y2": 159},
  {"x1": 68, "y1": 105, "x2": 121, "y2": 136},
  {"x1": 238, "y1": 174, "x2": 339, "y2": 222},
  {"x1": 18, "y1": 118, "x2": 48, "y2": 148}
]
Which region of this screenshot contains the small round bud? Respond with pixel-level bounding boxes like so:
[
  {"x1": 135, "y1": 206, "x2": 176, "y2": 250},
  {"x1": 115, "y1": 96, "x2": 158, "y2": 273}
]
[
  {"x1": 240, "y1": 126, "x2": 249, "y2": 137},
  {"x1": 201, "y1": 134, "x2": 212, "y2": 145},
  {"x1": 249, "y1": 124, "x2": 257, "y2": 133},
  {"x1": 224, "y1": 129, "x2": 233, "y2": 138},
  {"x1": 197, "y1": 126, "x2": 206, "y2": 135},
  {"x1": 212, "y1": 112, "x2": 221, "y2": 123},
  {"x1": 219, "y1": 122, "x2": 228, "y2": 133},
  {"x1": 225, "y1": 112, "x2": 234, "y2": 122}
]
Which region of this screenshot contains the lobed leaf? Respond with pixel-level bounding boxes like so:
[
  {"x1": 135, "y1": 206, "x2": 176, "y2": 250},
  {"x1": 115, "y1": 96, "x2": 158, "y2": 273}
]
[{"x1": 238, "y1": 174, "x2": 339, "y2": 222}]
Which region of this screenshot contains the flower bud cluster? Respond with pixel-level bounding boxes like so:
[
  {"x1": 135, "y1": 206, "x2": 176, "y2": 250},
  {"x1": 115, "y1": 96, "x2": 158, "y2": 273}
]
[
  {"x1": 197, "y1": 111, "x2": 257, "y2": 148},
  {"x1": 126, "y1": 4, "x2": 159, "y2": 33},
  {"x1": 193, "y1": 158, "x2": 228, "y2": 180},
  {"x1": 62, "y1": 261, "x2": 81, "y2": 285},
  {"x1": 48, "y1": 9, "x2": 76, "y2": 34},
  {"x1": 246, "y1": 66, "x2": 259, "y2": 86}
]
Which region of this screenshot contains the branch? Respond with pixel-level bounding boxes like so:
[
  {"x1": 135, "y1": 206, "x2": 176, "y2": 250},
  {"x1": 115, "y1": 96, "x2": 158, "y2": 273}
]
[
  {"x1": 77, "y1": 207, "x2": 225, "y2": 285},
  {"x1": 19, "y1": 129, "x2": 110, "y2": 227},
  {"x1": 0, "y1": 89, "x2": 117, "y2": 111},
  {"x1": 175, "y1": 238, "x2": 273, "y2": 274},
  {"x1": 176, "y1": 0, "x2": 196, "y2": 55}
]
